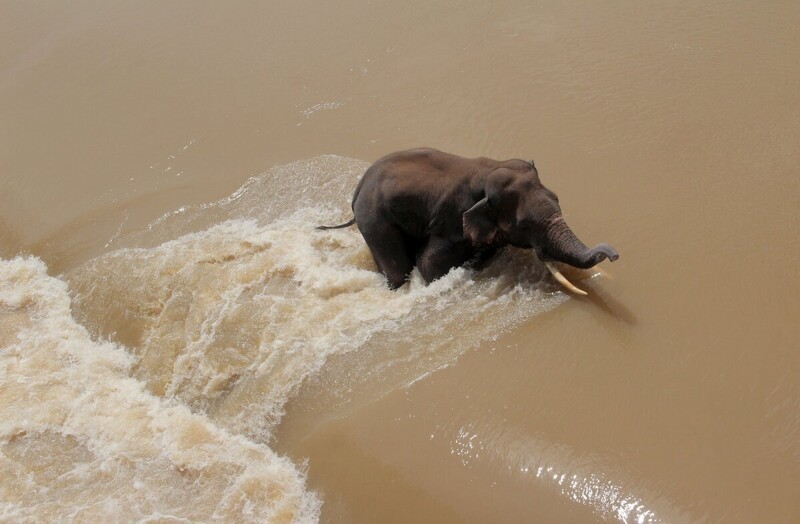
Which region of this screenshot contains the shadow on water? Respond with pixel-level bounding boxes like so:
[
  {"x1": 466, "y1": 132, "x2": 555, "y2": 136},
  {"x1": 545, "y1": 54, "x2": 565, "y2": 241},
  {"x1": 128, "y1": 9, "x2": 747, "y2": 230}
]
[{"x1": 582, "y1": 281, "x2": 638, "y2": 326}]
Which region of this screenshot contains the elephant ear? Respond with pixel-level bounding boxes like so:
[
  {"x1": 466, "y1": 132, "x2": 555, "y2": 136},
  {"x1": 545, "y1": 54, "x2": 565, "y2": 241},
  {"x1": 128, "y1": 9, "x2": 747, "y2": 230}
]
[{"x1": 463, "y1": 198, "x2": 497, "y2": 247}]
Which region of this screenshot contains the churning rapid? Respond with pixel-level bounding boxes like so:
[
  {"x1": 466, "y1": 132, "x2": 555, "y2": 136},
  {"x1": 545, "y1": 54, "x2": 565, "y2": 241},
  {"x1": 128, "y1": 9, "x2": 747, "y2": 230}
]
[{"x1": 1, "y1": 156, "x2": 586, "y2": 521}]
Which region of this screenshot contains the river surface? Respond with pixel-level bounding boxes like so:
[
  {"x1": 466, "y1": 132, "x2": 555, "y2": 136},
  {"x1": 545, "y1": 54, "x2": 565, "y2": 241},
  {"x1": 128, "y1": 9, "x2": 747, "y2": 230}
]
[{"x1": 2, "y1": 1, "x2": 799, "y2": 522}]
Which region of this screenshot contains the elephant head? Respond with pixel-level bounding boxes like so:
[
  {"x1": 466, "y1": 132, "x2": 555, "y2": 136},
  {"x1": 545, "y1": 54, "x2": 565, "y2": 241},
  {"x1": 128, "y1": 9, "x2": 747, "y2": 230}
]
[{"x1": 463, "y1": 164, "x2": 619, "y2": 294}]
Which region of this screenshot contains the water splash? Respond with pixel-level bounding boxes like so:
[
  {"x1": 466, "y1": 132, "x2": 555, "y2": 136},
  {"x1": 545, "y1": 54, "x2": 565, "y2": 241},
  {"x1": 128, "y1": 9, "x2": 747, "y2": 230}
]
[{"x1": 0, "y1": 257, "x2": 319, "y2": 522}]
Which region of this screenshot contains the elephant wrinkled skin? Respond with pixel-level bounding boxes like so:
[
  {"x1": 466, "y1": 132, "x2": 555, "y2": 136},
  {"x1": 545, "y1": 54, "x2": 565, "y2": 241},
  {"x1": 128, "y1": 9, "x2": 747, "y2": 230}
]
[{"x1": 318, "y1": 148, "x2": 619, "y2": 292}]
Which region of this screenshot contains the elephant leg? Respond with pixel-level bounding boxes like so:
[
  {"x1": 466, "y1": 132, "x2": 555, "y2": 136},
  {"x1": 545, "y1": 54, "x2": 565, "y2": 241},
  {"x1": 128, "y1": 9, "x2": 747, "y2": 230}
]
[
  {"x1": 359, "y1": 222, "x2": 416, "y2": 290},
  {"x1": 416, "y1": 237, "x2": 472, "y2": 284}
]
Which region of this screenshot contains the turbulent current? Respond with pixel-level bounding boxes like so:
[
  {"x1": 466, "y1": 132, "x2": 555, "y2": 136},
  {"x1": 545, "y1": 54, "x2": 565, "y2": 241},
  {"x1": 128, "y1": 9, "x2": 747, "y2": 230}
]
[{"x1": 0, "y1": 157, "x2": 573, "y2": 521}]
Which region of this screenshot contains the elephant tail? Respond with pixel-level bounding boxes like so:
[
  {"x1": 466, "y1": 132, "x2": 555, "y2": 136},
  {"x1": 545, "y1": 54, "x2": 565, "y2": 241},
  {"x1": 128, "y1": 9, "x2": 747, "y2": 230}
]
[{"x1": 315, "y1": 218, "x2": 356, "y2": 230}]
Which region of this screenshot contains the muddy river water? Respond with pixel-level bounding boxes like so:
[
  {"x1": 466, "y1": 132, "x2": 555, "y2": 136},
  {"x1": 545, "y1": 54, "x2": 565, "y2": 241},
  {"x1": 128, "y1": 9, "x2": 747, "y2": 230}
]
[{"x1": 2, "y1": 1, "x2": 799, "y2": 522}]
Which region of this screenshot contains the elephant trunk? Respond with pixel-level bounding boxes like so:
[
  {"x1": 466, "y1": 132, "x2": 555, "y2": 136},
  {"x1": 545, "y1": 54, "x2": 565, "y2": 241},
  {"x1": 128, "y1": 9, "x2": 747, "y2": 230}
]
[{"x1": 542, "y1": 213, "x2": 619, "y2": 269}]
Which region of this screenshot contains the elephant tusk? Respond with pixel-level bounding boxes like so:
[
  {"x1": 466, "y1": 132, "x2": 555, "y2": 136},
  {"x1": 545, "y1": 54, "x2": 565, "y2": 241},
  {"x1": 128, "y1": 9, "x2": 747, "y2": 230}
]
[{"x1": 545, "y1": 261, "x2": 588, "y2": 296}]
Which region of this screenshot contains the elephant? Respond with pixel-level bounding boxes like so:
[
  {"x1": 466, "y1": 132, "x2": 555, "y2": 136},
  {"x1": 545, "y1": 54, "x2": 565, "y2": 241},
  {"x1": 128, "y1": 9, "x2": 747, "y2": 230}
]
[{"x1": 317, "y1": 148, "x2": 619, "y2": 293}]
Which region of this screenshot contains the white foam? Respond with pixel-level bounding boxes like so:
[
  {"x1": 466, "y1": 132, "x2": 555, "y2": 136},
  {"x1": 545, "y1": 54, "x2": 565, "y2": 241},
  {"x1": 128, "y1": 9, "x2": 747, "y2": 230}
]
[{"x1": 0, "y1": 257, "x2": 320, "y2": 522}]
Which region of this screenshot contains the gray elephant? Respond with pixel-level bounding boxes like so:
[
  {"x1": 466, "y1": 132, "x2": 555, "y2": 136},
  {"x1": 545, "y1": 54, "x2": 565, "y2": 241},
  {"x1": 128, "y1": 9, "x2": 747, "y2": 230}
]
[{"x1": 318, "y1": 148, "x2": 619, "y2": 293}]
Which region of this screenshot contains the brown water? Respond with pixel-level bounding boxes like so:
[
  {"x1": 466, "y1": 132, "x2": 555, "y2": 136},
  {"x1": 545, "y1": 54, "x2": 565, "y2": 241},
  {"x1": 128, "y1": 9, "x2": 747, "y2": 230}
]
[{"x1": 2, "y1": 1, "x2": 799, "y2": 522}]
